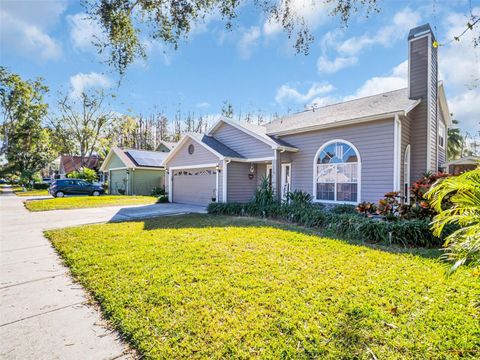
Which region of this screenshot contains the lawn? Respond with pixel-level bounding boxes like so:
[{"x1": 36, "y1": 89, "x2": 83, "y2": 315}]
[
  {"x1": 15, "y1": 189, "x2": 50, "y2": 197},
  {"x1": 45, "y1": 215, "x2": 480, "y2": 359},
  {"x1": 25, "y1": 195, "x2": 158, "y2": 211}
]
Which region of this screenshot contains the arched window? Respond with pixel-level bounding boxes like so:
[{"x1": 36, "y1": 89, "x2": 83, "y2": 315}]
[
  {"x1": 404, "y1": 145, "x2": 411, "y2": 204},
  {"x1": 314, "y1": 140, "x2": 360, "y2": 203}
]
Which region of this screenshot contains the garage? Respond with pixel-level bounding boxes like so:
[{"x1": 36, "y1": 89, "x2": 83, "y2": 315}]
[{"x1": 172, "y1": 168, "x2": 217, "y2": 206}]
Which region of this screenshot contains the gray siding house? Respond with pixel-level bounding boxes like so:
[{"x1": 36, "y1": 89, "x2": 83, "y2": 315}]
[{"x1": 163, "y1": 24, "x2": 452, "y2": 206}]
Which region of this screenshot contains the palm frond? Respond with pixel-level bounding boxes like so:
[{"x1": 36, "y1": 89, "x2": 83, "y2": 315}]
[{"x1": 426, "y1": 167, "x2": 480, "y2": 272}]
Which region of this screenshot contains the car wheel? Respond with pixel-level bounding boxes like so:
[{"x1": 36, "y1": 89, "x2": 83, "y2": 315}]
[
  {"x1": 92, "y1": 190, "x2": 100, "y2": 196},
  {"x1": 56, "y1": 191, "x2": 65, "y2": 198}
]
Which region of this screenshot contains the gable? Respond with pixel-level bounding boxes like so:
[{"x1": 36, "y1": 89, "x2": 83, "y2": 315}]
[
  {"x1": 212, "y1": 122, "x2": 273, "y2": 158},
  {"x1": 105, "y1": 152, "x2": 127, "y2": 169},
  {"x1": 165, "y1": 137, "x2": 220, "y2": 167}
]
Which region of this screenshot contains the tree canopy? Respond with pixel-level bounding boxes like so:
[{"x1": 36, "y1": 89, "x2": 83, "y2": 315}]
[{"x1": 85, "y1": 0, "x2": 381, "y2": 74}]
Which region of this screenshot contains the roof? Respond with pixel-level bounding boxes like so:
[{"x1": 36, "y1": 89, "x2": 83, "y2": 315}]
[
  {"x1": 189, "y1": 132, "x2": 244, "y2": 158},
  {"x1": 207, "y1": 117, "x2": 298, "y2": 151},
  {"x1": 125, "y1": 149, "x2": 168, "y2": 168},
  {"x1": 266, "y1": 88, "x2": 420, "y2": 135},
  {"x1": 445, "y1": 156, "x2": 480, "y2": 166},
  {"x1": 408, "y1": 23, "x2": 435, "y2": 41},
  {"x1": 99, "y1": 147, "x2": 165, "y2": 171},
  {"x1": 156, "y1": 141, "x2": 177, "y2": 151},
  {"x1": 59, "y1": 155, "x2": 101, "y2": 174}
]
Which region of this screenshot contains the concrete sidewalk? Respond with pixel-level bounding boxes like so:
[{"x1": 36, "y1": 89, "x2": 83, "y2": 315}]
[{"x1": 0, "y1": 191, "x2": 205, "y2": 359}]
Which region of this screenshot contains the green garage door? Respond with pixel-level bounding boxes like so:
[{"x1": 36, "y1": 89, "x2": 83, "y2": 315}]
[
  {"x1": 132, "y1": 169, "x2": 164, "y2": 195},
  {"x1": 110, "y1": 169, "x2": 128, "y2": 194}
]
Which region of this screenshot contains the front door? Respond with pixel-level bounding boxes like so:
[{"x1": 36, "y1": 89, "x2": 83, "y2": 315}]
[{"x1": 281, "y1": 163, "x2": 291, "y2": 200}]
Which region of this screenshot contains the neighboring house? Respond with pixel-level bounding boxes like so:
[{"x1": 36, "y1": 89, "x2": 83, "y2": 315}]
[
  {"x1": 100, "y1": 148, "x2": 166, "y2": 195},
  {"x1": 54, "y1": 155, "x2": 102, "y2": 179},
  {"x1": 155, "y1": 141, "x2": 177, "y2": 153},
  {"x1": 163, "y1": 24, "x2": 452, "y2": 206},
  {"x1": 445, "y1": 156, "x2": 479, "y2": 175}
]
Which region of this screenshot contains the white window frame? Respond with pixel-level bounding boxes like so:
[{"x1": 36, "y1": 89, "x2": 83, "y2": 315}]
[
  {"x1": 312, "y1": 139, "x2": 361, "y2": 204},
  {"x1": 403, "y1": 145, "x2": 411, "y2": 204},
  {"x1": 438, "y1": 122, "x2": 446, "y2": 149},
  {"x1": 280, "y1": 163, "x2": 291, "y2": 200}
]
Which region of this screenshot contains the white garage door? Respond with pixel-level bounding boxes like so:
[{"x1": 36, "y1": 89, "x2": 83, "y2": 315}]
[{"x1": 172, "y1": 168, "x2": 217, "y2": 206}]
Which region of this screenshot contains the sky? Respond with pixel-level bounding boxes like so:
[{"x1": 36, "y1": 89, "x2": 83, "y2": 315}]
[{"x1": 0, "y1": 0, "x2": 479, "y2": 133}]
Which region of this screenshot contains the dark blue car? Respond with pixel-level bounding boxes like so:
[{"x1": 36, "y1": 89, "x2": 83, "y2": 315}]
[{"x1": 49, "y1": 179, "x2": 104, "y2": 198}]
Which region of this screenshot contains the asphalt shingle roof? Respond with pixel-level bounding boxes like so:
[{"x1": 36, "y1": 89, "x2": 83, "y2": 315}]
[
  {"x1": 189, "y1": 133, "x2": 244, "y2": 159},
  {"x1": 266, "y1": 88, "x2": 419, "y2": 135}
]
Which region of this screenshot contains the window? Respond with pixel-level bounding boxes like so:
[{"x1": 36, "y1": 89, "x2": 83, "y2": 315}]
[
  {"x1": 315, "y1": 140, "x2": 360, "y2": 203},
  {"x1": 439, "y1": 123, "x2": 445, "y2": 148},
  {"x1": 188, "y1": 144, "x2": 195, "y2": 154}
]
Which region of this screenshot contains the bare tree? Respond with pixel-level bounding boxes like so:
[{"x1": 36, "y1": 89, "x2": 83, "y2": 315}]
[{"x1": 54, "y1": 90, "x2": 114, "y2": 166}]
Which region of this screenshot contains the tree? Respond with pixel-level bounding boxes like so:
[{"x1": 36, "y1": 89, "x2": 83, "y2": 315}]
[
  {"x1": 52, "y1": 90, "x2": 115, "y2": 166},
  {"x1": 0, "y1": 67, "x2": 55, "y2": 185},
  {"x1": 427, "y1": 167, "x2": 480, "y2": 272},
  {"x1": 84, "y1": 0, "x2": 382, "y2": 74},
  {"x1": 447, "y1": 119, "x2": 464, "y2": 160},
  {"x1": 221, "y1": 101, "x2": 234, "y2": 118}
]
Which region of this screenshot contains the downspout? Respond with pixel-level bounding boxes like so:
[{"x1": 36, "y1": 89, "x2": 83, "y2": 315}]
[{"x1": 222, "y1": 159, "x2": 231, "y2": 203}]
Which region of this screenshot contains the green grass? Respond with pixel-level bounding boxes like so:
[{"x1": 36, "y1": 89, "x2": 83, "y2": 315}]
[
  {"x1": 45, "y1": 215, "x2": 480, "y2": 359},
  {"x1": 25, "y1": 195, "x2": 158, "y2": 211},
  {"x1": 15, "y1": 189, "x2": 50, "y2": 197}
]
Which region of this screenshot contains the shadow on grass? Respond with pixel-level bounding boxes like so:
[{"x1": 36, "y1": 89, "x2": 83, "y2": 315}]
[{"x1": 135, "y1": 213, "x2": 443, "y2": 261}]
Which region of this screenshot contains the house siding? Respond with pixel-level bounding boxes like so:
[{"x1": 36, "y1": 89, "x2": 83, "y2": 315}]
[
  {"x1": 438, "y1": 104, "x2": 446, "y2": 169},
  {"x1": 212, "y1": 122, "x2": 273, "y2": 158},
  {"x1": 430, "y1": 43, "x2": 438, "y2": 171},
  {"x1": 166, "y1": 138, "x2": 219, "y2": 167},
  {"x1": 227, "y1": 161, "x2": 258, "y2": 202},
  {"x1": 277, "y1": 119, "x2": 394, "y2": 203},
  {"x1": 400, "y1": 115, "x2": 412, "y2": 197},
  {"x1": 108, "y1": 153, "x2": 126, "y2": 169},
  {"x1": 409, "y1": 37, "x2": 428, "y2": 100},
  {"x1": 408, "y1": 102, "x2": 428, "y2": 181}
]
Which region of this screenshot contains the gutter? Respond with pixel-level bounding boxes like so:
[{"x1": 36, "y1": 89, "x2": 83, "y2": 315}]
[{"x1": 267, "y1": 110, "x2": 405, "y2": 137}]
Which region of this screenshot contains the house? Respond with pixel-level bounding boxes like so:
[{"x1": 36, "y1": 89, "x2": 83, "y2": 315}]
[
  {"x1": 445, "y1": 156, "x2": 479, "y2": 175},
  {"x1": 52, "y1": 155, "x2": 102, "y2": 179},
  {"x1": 155, "y1": 141, "x2": 177, "y2": 153},
  {"x1": 99, "y1": 148, "x2": 167, "y2": 195},
  {"x1": 163, "y1": 24, "x2": 452, "y2": 206}
]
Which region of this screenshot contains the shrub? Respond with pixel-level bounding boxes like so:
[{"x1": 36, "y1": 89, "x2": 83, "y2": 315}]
[
  {"x1": 285, "y1": 190, "x2": 312, "y2": 206},
  {"x1": 427, "y1": 167, "x2": 480, "y2": 271},
  {"x1": 207, "y1": 200, "x2": 443, "y2": 248},
  {"x1": 151, "y1": 187, "x2": 166, "y2": 197},
  {"x1": 67, "y1": 167, "x2": 98, "y2": 183},
  {"x1": 329, "y1": 203, "x2": 357, "y2": 214},
  {"x1": 33, "y1": 182, "x2": 49, "y2": 189}
]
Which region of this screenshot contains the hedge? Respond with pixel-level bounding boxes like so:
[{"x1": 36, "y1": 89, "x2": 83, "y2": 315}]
[{"x1": 207, "y1": 202, "x2": 444, "y2": 248}]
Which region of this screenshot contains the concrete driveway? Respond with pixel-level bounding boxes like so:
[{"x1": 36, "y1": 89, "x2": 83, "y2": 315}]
[{"x1": 0, "y1": 191, "x2": 205, "y2": 359}]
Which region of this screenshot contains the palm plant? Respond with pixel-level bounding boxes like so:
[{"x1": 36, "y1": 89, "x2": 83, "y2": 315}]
[
  {"x1": 447, "y1": 119, "x2": 464, "y2": 160},
  {"x1": 426, "y1": 167, "x2": 480, "y2": 272}
]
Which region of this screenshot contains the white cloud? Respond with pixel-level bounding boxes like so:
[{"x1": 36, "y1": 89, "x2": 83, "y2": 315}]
[
  {"x1": 275, "y1": 82, "x2": 334, "y2": 104},
  {"x1": 437, "y1": 8, "x2": 480, "y2": 132},
  {"x1": 337, "y1": 8, "x2": 421, "y2": 56},
  {"x1": 237, "y1": 26, "x2": 261, "y2": 59},
  {"x1": 317, "y1": 55, "x2": 358, "y2": 73},
  {"x1": 69, "y1": 72, "x2": 112, "y2": 98},
  {"x1": 0, "y1": 1, "x2": 64, "y2": 60},
  {"x1": 68, "y1": 13, "x2": 106, "y2": 53},
  {"x1": 449, "y1": 91, "x2": 480, "y2": 132},
  {"x1": 263, "y1": 0, "x2": 330, "y2": 37},
  {"x1": 346, "y1": 61, "x2": 408, "y2": 100}
]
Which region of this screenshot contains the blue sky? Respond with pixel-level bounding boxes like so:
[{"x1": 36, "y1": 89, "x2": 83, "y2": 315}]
[{"x1": 1, "y1": 0, "x2": 479, "y2": 132}]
